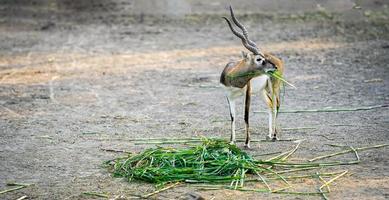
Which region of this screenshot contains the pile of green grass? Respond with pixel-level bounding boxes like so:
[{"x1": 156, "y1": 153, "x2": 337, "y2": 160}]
[
  {"x1": 105, "y1": 138, "x2": 383, "y2": 198},
  {"x1": 108, "y1": 139, "x2": 259, "y2": 184}
]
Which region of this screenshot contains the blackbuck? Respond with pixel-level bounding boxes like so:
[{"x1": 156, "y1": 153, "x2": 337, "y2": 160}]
[{"x1": 220, "y1": 6, "x2": 284, "y2": 148}]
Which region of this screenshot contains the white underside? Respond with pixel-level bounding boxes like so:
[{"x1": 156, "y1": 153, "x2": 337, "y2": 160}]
[
  {"x1": 223, "y1": 74, "x2": 270, "y2": 100},
  {"x1": 223, "y1": 74, "x2": 277, "y2": 142}
]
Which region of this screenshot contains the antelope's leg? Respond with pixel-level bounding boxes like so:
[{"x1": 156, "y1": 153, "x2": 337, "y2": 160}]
[
  {"x1": 266, "y1": 108, "x2": 276, "y2": 140},
  {"x1": 273, "y1": 92, "x2": 281, "y2": 140},
  {"x1": 244, "y1": 82, "x2": 251, "y2": 148},
  {"x1": 270, "y1": 93, "x2": 278, "y2": 140},
  {"x1": 263, "y1": 93, "x2": 274, "y2": 140},
  {"x1": 262, "y1": 79, "x2": 276, "y2": 140},
  {"x1": 226, "y1": 96, "x2": 236, "y2": 144}
]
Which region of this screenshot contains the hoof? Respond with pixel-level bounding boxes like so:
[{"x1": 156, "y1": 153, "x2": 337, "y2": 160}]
[
  {"x1": 267, "y1": 135, "x2": 279, "y2": 141},
  {"x1": 244, "y1": 143, "x2": 251, "y2": 149},
  {"x1": 229, "y1": 141, "x2": 235, "y2": 145}
]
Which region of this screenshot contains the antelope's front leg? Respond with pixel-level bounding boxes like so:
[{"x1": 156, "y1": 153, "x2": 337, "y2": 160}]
[
  {"x1": 227, "y1": 97, "x2": 236, "y2": 144},
  {"x1": 244, "y1": 82, "x2": 251, "y2": 148}
]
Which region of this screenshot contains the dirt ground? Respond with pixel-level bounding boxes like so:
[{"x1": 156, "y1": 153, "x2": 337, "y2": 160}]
[{"x1": 1, "y1": 2, "x2": 389, "y2": 200}]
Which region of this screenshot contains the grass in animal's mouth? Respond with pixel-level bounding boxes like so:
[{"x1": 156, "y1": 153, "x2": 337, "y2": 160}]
[
  {"x1": 104, "y1": 138, "x2": 388, "y2": 198},
  {"x1": 267, "y1": 70, "x2": 296, "y2": 88},
  {"x1": 226, "y1": 70, "x2": 296, "y2": 88}
]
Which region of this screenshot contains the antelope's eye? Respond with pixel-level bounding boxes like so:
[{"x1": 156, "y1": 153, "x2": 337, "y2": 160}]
[{"x1": 258, "y1": 59, "x2": 266, "y2": 65}]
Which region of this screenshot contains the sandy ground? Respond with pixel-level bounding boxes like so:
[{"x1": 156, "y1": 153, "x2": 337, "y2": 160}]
[{"x1": 1, "y1": 3, "x2": 389, "y2": 200}]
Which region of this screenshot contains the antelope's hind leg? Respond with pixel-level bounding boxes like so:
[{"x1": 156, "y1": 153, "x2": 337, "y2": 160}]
[
  {"x1": 268, "y1": 107, "x2": 278, "y2": 141},
  {"x1": 263, "y1": 82, "x2": 278, "y2": 141}
]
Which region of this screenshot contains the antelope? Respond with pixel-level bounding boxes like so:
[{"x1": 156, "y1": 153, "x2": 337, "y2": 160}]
[{"x1": 220, "y1": 6, "x2": 284, "y2": 148}]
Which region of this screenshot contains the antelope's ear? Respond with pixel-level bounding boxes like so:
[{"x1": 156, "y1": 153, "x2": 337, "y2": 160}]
[{"x1": 241, "y1": 51, "x2": 249, "y2": 60}]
